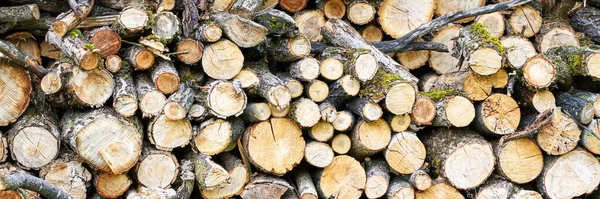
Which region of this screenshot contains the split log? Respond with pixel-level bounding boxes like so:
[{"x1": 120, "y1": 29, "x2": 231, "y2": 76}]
[
  {"x1": 241, "y1": 102, "x2": 272, "y2": 122},
  {"x1": 411, "y1": 96, "x2": 436, "y2": 125},
  {"x1": 321, "y1": 47, "x2": 378, "y2": 82},
  {"x1": 429, "y1": 25, "x2": 462, "y2": 74},
  {"x1": 50, "y1": 0, "x2": 94, "y2": 36},
  {"x1": 414, "y1": 179, "x2": 463, "y2": 199},
  {"x1": 571, "y1": 6, "x2": 600, "y2": 44},
  {"x1": 94, "y1": 172, "x2": 131, "y2": 199},
  {"x1": 536, "y1": 108, "x2": 581, "y2": 155},
  {"x1": 242, "y1": 118, "x2": 305, "y2": 175},
  {"x1": 349, "y1": 119, "x2": 391, "y2": 159},
  {"x1": 150, "y1": 58, "x2": 179, "y2": 94},
  {"x1": 279, "y1": 0, "x2": 307, "y2": 13},
  {"x1": 314, "y1": 155, "x2": 366, "y2": 199},
  {"x1": 346, "y1": 0, "x2": 375, "y2": 25},
  {"x1": 148, "y1": 115, "x2": 192, "y2": 151},
  {"x1": 360, "y1": 24, "x2": 383, "y2": 42},
  {"x1": 202, "y1": 39, "x2": 244, "y2": 80},
  {"x1": 385, "y1": 131, "x2": 426, "y2": 174},
  {"x1": 331, "y1": 110, "x2": 355, "y2": 132},
  {"x1": 195, "y1": 22, "x2": 222, "y2": 43},
  {"x1": 580, "y1": 119, "x2": 600, "y2": 155},
  {"x1": 378, "y1": 0, "x2": 435, "y2": 38},
  {"x1": 105, "y1": 54, "x2": 122, "y2": 73},
  {"x1": 245, "y1": 61, "x2": 290, "y2": 109},
  {"x1": 113, "y1": 7, "x2": 149, "y2": 37},
  {"x1": 87, "y1": 26, "x2": 121, "y2": 58},
  {"x1": 501, "y1": 36, "x2": 536, "y2": 70},
  {"x1": 330, "y1": 133, "x2": 351, "y2": 155},
  {"x1": 61, "y1": 107, "x2": 143, "y2": 174},
  {"x1": 112, "y1": 63, "x2": 138, "y2": 117},
  {"x1": 213, "y1": 12, "x2": 267, "y2": 48},
  {"x1": 474, "y1": 12, "x2": 504, "y2": 38},
  {"x1": 45, "y1": 63, "x2": 114, "y2": 108},
  {"x1": 386, "y1": 177, "x2": 415, "y2": 199},
  {"x1": 305, "y1": 80, "x2": 328, "y2": 102},
  {"x1": 571, "y1": 90, "x2": 600, "y2": 118},
  {"x1": 536, "y1": 20, "x2": 579, "y2": 53},
  {"x1": 537, "y1": 148, "x2": 600, "y2": 199},
  {"x1": 293, "y1": 167, "x2": 318, "y2": 199},
  {"x1": 240, "y1": 174, "x2": 292, "y2": 199},
  {"x1": 430, "y1": 95, "x2": 476, "y2": 127},
  {"x1": 123, "y1": 46, "x2": 155, "y2": 70},
  {"x1": 201, "y1": 152, "x2": 249, "y2": 199},
  {"x1": 304, "y1": 141, "x2": 334, "y2": 168},
  {"x1": 454, "y1": 24, "x2": 505, "y2": 76},
  {"x1": 192, "y1": 118, "x2": 244, "y2": 155},
  {"x1": 423, "y1": 128, "x2": 495, "y2": 189},
  {"x1": 0, "y1": 4, "x2": 40, "y2": 23},
  {"x1": 473, "y1": 93, "x2": 521, "y2": 136},
  {"x1": 318, "y1": 58, "x2": 344, "y2": 81},
  {"x1": 0, "y1": 59, "x2": 32, "y2": 127},
  {"x1": 435, "y1": 0, "x2": 485, "y2": 23},
  {"x1": 175, "y1": 39, "x2": 203, "y2": 65},
  {"x1": 164, "y1": 84, "x2": 196, "y2": 120},
  {"x1": 151, "y1": 11, "x2": 180, "y2": 43},
  {"x1": 421, "y1": 70, "x2": 492, "y2": 101},
  {"x1": 39, "y1": 151, "x2": 92, "y2": 199},
  {"x1": 508, "y1": 5, "x2": 541, "y2": 38},
  {"x1": 46, "y1": 31, "x2": 101, "y2": 71},
  {"x1": 188, "y1": 152, "x2": 229, "y2": 190},
  {"x1": 493, "y1": 138, "x2": 543, "y2": 184},
  {"x1": 403, "y1": 169, "x2": 432, "y2": 191},
  {"x1": 556, "y1": 92, "x2": 594, "y2": 124},
  {"x1": 288, "y1": 98, "x2": 320, "y2": 128},
  {"x1": 266, "y1": 36, "x2": 311, "y2": 62},
  {"x1": 364, "y1": 157, "x2": 390, "y2": 199},
  {"x1": 318, "y1": 0, "x2": 346, "y2": 19},
  {"x1": 135, "y1": 146, "x2": 179, "y2": 189},
  {"x1": 346, "y1": 98, "x2": 382, "y2": 122},
  {"x1": 294, "y1": 10, "x2": 326, "y2": 41},
  {"x1": 7, "y1": 104, "x2": 60, "y2": 170},
  {"x1": 309, "y1": 121, "x2": 334, "y2": 142},
  {"x1": 135, "y1": 73, "x2": 167, "y2": 118}
]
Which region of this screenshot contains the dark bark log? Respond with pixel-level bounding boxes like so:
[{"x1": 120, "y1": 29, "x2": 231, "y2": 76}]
[
  {"x1": 50, "y1": 0, "x2": 94, "y2": 37},
  {"x1": 556, "y1": 92, "x2": 594, "y2": 125},
  {"x1": 294, "y1": 166, "x2": 318, "y2": 199},
  {"x1": 311, "y1": 41, "x2": 449, "y2": 54},
  {"x1": 150, "y1": 58, "x2": 179, "y2": 94},
  {"x1": 266, "y1": 36, "x2": 311, "y2": 62},
  {"x1": 0, "y1": 4, "x2": 40, "y2": 23},
  {"x1": 253, "y1": 9, "x2": 298, "y2": 35},
  {"x1": 0, "y1": 40, "x2": 47, "y2": 76},
  {"x1": 182, "y1": 0, "x2": 199, "y2": 38},
  {"x1": 240, "y1": 174, "x2": 292, "y2": 199},
  {"x1": 230, "y1": 0, "x2": 263, "y2": 16},
  {"x1": 194, "y1": 22, "x2": 222, "y2": 43},
  {"x1": 346, "y1": 97, "x2": 382, "y2": 122},
  {"x1": 95, "y1": 0, "x2": 158, "y2": 10},
  {"x1": 187, "y1": 152, "x2": 229, "y2": 190},
  {"x1": 572, "y1": 6, "x2": 600, "y2": 44},
  {"x1": 246, "y1": 60, "x2": 291, "y2": 109},
  {"x1": 164, "y1": 83, "x2": 196, "y2": 120}
]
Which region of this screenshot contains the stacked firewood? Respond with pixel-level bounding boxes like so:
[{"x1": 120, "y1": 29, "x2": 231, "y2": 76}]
[{"x1": 1, "y1": 0, "x2": 600, "y2": 198}]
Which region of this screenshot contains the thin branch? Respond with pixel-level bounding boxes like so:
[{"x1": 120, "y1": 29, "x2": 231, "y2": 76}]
[
  {"x1": 0, "y1": 173, "x2": 72, "y2": 199},
  {"x1": 0, "y1": 40, "x2": 48, "y2": 77},
  {"x1": 310, "y1": 41, "x2": 449, "y2": 54},
  {"x1": 499, "y1": 108, "x2": 554, "y2": 145}
]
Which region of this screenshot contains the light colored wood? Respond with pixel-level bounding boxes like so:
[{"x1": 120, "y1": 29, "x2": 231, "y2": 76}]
[
  {"x1": 289, "y1": 57, "x2": 320, "y2": 81},
  {"x1": 468, "y1": 48, "x2": 503, "y2": 76},
  {"x1": 346, "y1": 0, "x2": 375, "y2": 25},
  {"x1": 349, "y1": 119, "x2": 391, "y2": 159},
  {"x1": 347, "y1": 98, "x2": 383, "y2": 122},
  {"x1": 150, "y1": 59, "x2": 179, "y2": 94},
  {"x1": 330, "y1": 133, "x2": 351, "y2": 155},
  {"x1": 289, "y1": 98, "x2": 321, "y2": 128},
  {"x1": 0, "y1": 60, "x2": 31, "y2": 126},
  {"x1": 522, "y1": 56, "x2": 555, "y2": 89},
  {"x1": 175, "y1": 39, "x2": 203, "y2": 65},
  {"x1": 304, "y1": 141, "x2": 334, "y2": 168},
  {"x1": 135, "y1": 148, "x2": 178, "y2": 189},
  {"x1": 40, "y1": 152, "x2": 92, "y2": 199},
  {"x1": 474, "y1": 12, "x2": 505, "y2": 38},
  {"x1": 508, "y1": 6, "x2": 542, "y2": 38},
  {"x1": 387, "y1": 114, "x2": 411, "y2": 133},
  {"x1": 378, "y1": 0, "x2": 435, "y2": 38},
  {"x1": 429, "y1": 25, "x2": 462, "y2": 74},
  {"x1": 411, "y1": 97, "x2": 436, "y2": 125},
  {"x1": 135, "y1": 73, "x2": 167, "y2": 118},
  {"x1": 203, "y1": 80, "x2": 247, "y2": 118},
  {"x1": 435, "y1": 0, "x2": 485, "y2": 23},
  {"x1": 431, "y1": 95, "x2": 475, "y2": 127},
  {"x1": 490, "y1": 69, "x2": 509, "y2": 88},
  {"x1": 501, "y1": 36, "x2": 537, "y2": 70},
  {"x1": 332, "y1": 110, "x2": 354, "y2": 132},
  {"x1": 202, "y1": 39, "x2": 244, "y2": 80},
  {"x1": 240, "y1": 174, "x2": 292, "y2": 199},
  {"x1": 189, "y1": 152, "x2": 229, "y2": 190},
  {"x1": 269, "y1": 102, "x2": 290, "y2": 118},
  {"x1": 537, "y1": 108, "x2": 581, "y2": 155},
  {"x1": 294, "y1": 10, "x2": 326, "y2": 41},
  {"x1": 386, "y1": 177, "x2": 414, "y2": 199},
  {"x1": 406, "y1": 170, "x2": 432, "y2": 191},
  {"x1": 305, "y1": 80, "x2": 329, "y2": 103},
  {"x1": 474, "y1": 93, "x2": 521, "y2": 136},
  {"x1": 361, "y1": 24, "x2": 383, "y2": 42},
  {"x1": 241, "y1": 102, "x2": 271, "y2": 122},
  {"x1": 319, "y1": 58, "x2": 344, "y2": 81},
  {"x1": 320, "y1": 0, "x2": 346, "y2": 19},
  {"x1": 537, "y1": 148, "x2": 600, "y2": 199},
  {"x1": 195, "y1": 23, "x2": 223, "y2": 43},
  {"x1": 201, "y1": 152, "x2": 249, "y2": 199},
  {"x1": 112, "y1": 63, "x2": 138, "y2": 117},
  {"x1": 294, "y1": 167, "x2": 318, "y2": 199},
  {"x1": 242, "y1": 118, "x2": 305, "y2": 175},
  {"x1": 495, "y1": 138, "x2": 543, "y2": 184},
  {"x1": 537, "y1": 21, "x2": 580, "y2": 53},
  {"x1": 0, "y1": 163, "x2": 39, "y2": 199},
  {"x1": 580, "y1": 119, "x2": 600, "y2": 155},
  {"x1": 192, "y1": 118, "x2": 243, "y2": 155},
  {"x1": 383, "y1": 82, "x2": 416, "y2": 115},
  {"x1": 148, "y1": 115, "x2": 193, "y2": 151},
  {"x1": 315, "y1": 155, "x2": 366, "y2": 199},
  {"x1": 214, "y1": 12, "x2": 267, "y2": 48},
  {"x1": 385, "y1": 132, "x2": 426, "y2": 174},
  {"x1": 309, "y1": 121, "x2": 334, "y2": 142},
  {"x1": 105, "y1": 55, "x2": 122, "y2": 73},
  {"x1": 396, "y1": 49, "x2": 429, "y2": 70},
  {"x1": 364, "y1": 157, "x2": 390, "y2": 199},
  {"x1": 95, "y1": 172, "x2": 131, "y2": 199}
]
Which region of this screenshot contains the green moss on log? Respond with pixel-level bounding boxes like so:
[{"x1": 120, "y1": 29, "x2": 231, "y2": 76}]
[
  {"x1": 83, "y1": 43, "x2": 95, "y2": 51},
  {"x1": 470, "y1": 23, "x2": 506, "y2": 55},
  {"x1": 359, "y1": 70, "x2": 403, "y2": 100},
  {"x1": 419, "y1": 90, "x2": 457, "y2": 101}
]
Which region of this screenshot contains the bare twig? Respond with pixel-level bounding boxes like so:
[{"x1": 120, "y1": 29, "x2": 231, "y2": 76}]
[
  {"x1": 499, "y1": 108, "x2": 554, "y2": 145},
  {"x1": 0, "y1": 40, "x2": 48, "y2": 77},
  {"x1": 311, "y1": 41, "x2": 449, "y2": 54},
  {"x1": 0, "y1": 173, "x2": 73, "y2": 199}
]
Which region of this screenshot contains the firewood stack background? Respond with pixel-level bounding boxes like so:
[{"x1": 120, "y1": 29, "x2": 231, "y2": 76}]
[{"x1": 2, "y1": 0, "x2": 600, "y2": 198}]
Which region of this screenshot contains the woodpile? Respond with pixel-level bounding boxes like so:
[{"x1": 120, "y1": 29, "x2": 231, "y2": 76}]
[{"x1": 3, "y1": 0, "x2": 600, "y2": 199}]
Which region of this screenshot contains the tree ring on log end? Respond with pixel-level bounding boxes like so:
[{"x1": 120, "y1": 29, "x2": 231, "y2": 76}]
[
  {"x1": 445, "y1": 143, "x2": 494, "y2": 189},
  {"x1": 498, "y1": 138, "x2": 543, "y2": 184},
  {"x1": 12, "y1": 127, "x2": 58, "y2": 169},
  {"x1": 445, "y1": 96, "x2": 475, "y2": 127}
]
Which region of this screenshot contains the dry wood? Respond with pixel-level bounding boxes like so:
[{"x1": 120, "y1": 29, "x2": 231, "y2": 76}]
[
  {"x1": 318, "y1": 58, "x2": 344, "y2": 81},
  {"x1": 192, "y1": 118, "x2": 243, "y2": 155},
  {"x1": 364, "y1": 157, "x2": 390, "y2": 198},
  {"x1": 213, "y1": 12, "x2": 267, "y2": 48},
  {"x1": 490, "y1": 69, "x2": 508, "y2": 88},
  {"x1": 473, "y1": 93, "x2": 521, "y2": 136},
  {"x1": 280, "y1": 0, "x2": 307, "y2": 13},
  {"x1": 294, "y1": 10, "x2": 326, "y2": 41},
  {"x1": 135, "y1": 145, "x2": 178, "y2": 189},
  {"x1": 536, "y1": 20, "x2": 579, "y2": 53},
  {"x1": 536, "y1": 108, "x2": 580, "y2": 155},
  {"x1": 349, "y1": 119, "x2": 391, "y2": 159},
  {"x1": 314, "y1": 155, "x2": 366, "y2": 199},
  {"x1": 309, "y1": 121, "x2": 334, "y2": 142},
  {"x1": 378, "y1": 0, "x2": 435, "y2": 38},
  {"x1": 318, "y1": 102, "x2": 337, "y2": 123},
  {"x1": 435, "y1": 0, "x2": 485, "y2": 23},
  {"x1": 4, "y1": 32, "x2": 42, "y2": 66},
  {"x1": 164, "y1": 84, "x2": 196, "y2": 121},
  {"x1": 0, "y1": 173, "x2": 71, "y2": 199},
  {"x1": 253, "y1": 8, "x2": 298, "y2": 35},
  {"x1": 455, "y1": 24, "x2": 505, "y2": 76},
  {"x1": 571, "y1": 90, "x2": 600, "y2": 118},
  {"x1": 414, "y1": 179, "x2": 463, "y2": 199},
  {"x1": 520, "y1": 56, "x2": 555, "y2": 90},
  {"x1": 571, "y1": 6, "x2": 600, "y2": 44},
  {"x1": 39, "y1": 151, "x2": 92, "y2": 199},
  {"x1": 395, "y1": 45, "x2": 429, "y2": 70},
  {"x1": 330, "y1": 133, "x2": 351, "y2": 155},
  {"x1": 151, "y1": 11, "x2": 180, "y2": 43},
  {"x1": 386, "y1": 177, "x2": 415, "y2": 199},
  {"x1": 508, "y1": 5, "x2": 541, "y2": 38},
  {"x1": 134, "y1": 73, "x2": 167, "y2": 118},
  {"x1": 94, "y1": 172, "x2": 131, "y2": 198},
  {"x1": 112, "y1": 63, "x2": 137, "y2": 117},
  {"x1": 346, "y1": 98, "x2": 382, "y2": 122},
  {"x1": 175, "y1": 39, "x2": 203, "y2": 65},
  {"x1": 279, "y1": 74, "x2": 303, "y2": 98},
  {"x1": 114, "y1": 7, "x2": 149, "y2": 37},
  {"x1": 188, "y1": 152, "x2": 229, "y2": 190},
  {"x1": 288, "y1": 98, "x2": 320, "y2": 128},
  {"x1": 105, "y1": 54, "x2": 122, "y2": 73},
  {"x1": 501, "y1": 36, "x2": 537, "y2": 70},
  {"x1": 95, "y1": 0, "x2": 157, "y2": 10},
  {"x1": 361, "y1": 24, "x2": 383, "y2": 42},
  {"x1": 431, "y1": 95, "x2": 476, "y2": 127},
  {"x1": 423, "y1": 128, "x2": 495, "y2": 189},
  {"x1": 580, "y1": 119, "x2": 600, "y2": 155},
  {"x1": 293, "y1": 167, "x2": 318, "y2": 199},
  {"x1": 537, "y1": 147, "x2": 600, "y2": 199},
  {"x1": 346, "y1": 0, "x2": 375, "y2": 25},
  {"x1": 50, "y1": 0, "x2": 94, "y2": 37},
  {"x1": 241, "y1": 102, "x2": 271, "y2": 122},
  {"x1": 267, "y1": 36, "x2": 311, "y2": 62},
  {"x1": 429, "y1": 25, "x2": 462, "y2": 74},
  {"x1": 201, "y1": 152, "x2": 249, "y2": 199},
  {"x1": 304, "y1": 141, "x2": 334, "y2": 168},
  {"x1": 245, "y1": 60, "x2": 291, "y2": 109},
  {"x1": 556, "y1": 92, "x2": 594, "y2": 125},
  {"x1": 150, "y1": 58, "x2": 179, "y2": 94},
  {"x1": 195, "y1": 22, "x2": 222, "y2": 43},
  {"x1": 305, "y1": 80, "x2": 328, "y2": 102},
  {"x1": 474, "y1": 12, "x2": 504, "y2": 38},
  {"x1": 422, "y1": 70, "x2": 492, "y2": 101},
  {"x1": 0, "y1": 163, "x2": 39, "y2": 199},
  {"x1": 385, "y1": 132, "x2": 426, "y2": 175},
  {"x1": 240, "y1": 174, "x2": 292, "y2": 199},
  {"x1": 319, "y1": 0, "x2": 346, "y2": 19},
  {"x1": 493, "y1": 138, "x2": 543, "y2": 184},
  {"x1": 242, "y1": 118, "x2": 305, "y2": 175},
  {"x1": 411, "y1": 96, "x2": 436, "y2": 125},
  {"x1": 202, "y1": 39, "x2": 244, "y2": 80},
  {"x1": 331, "y1": 110, "x2": 355, "y2": 132},
  {"x1": 46, "y1": 63, "x2": 114, "y2": 108},
  {"x1": 123, "y1": 46, "x2": 154, "y2": 70},
  {"x1": 403, "y1": 169, "x2": 432, "y2": 191},
  {"x1": 46, "y1": 31, "x2": 101, "y2": 71},
  {"x1": 0, "y1": 4, "x2": 40, "y2": 23},
  {"x1": 0, "y1": 59, "x2": 31, "y2": 127},
  {"x1": 148, "y1": 114, "x2": 192, "y2": 151},
  {"x1": 87, "y1": 26, "x2": 121, "y2": 58}
]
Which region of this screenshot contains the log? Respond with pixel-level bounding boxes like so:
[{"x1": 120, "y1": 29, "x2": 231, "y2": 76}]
[
  {"x1": 346, "y1": 0, "x2": 375, "y2": 25},
  {"x1": 289, "y1": 57, "x2": 320, "y2": 82},
  {"x1": 279, "y1": 0, "x2": 307, "y2": 13},
  {"x1": 423, "y1": 128, "x2": 495, "y2": 189},
  {"x1": 435, "y1": 0, "x2": 485, "y2": 23},
  {"x1": 46, "y1": 63, "x2": 114, "y2": 108},
  {"x1": 349, "y1": 119, "x2": 391, "y2": 159},
  {"x1": 430, "y1": 95, "x2": 476, "y2": 127},
  {"x1": 269, "y1": 102, "x2": 290, "y2": 117},
  {"x1": 346, "y1": 98, "x2": 382, "y2": 122},
  {"x1": 135, "y1": 145, "x2": 179, "y2": 189},
  {"x1": 318, "y1": 58, "x2": 344, "y2": 81},
  {"x1": 164, "y1": 84, "x2": 196, "y2": 120},
  {"x1": 123, "y1": 46, "x2": 155, "y2": 70},
  {"x1": 501, "y1": 36, "x2": 537, "y2": 70},
  {"x1": 148, "y1": 115, "x2": 192, "y2": 151},
  {"x1": 39, "y1": 151, "x2": 92, "y2": 199},
  {"x1": 252, "y1": 8, "x2": 298, "y2": 35},
  {"x1": 422, "y1": 70, "x2": 492, "y2": 101},
  {"x1": 201, "y1": 152, "x2": 249, "y2": 198},
  {"x1": 467, "y1": 176, "x2": 516, "y2": 199},
  {"x1": 230, "y1": 0, "x2": 263, "y2": 16},
  {"x1": 87, "y1": 26, "x2": 121, "y2": 58},
  {"x1": 94, "y1": 172, "x2": 131, "y2": 198},
  {"x1": 288, "y1": 98, "x2": 320, "y2": 128},
  {"x1": 134, "y1": 73, "x2": 167, "y2": 118},
  {"x1": 309, "y1": 121, "x2": 334, "y2": 142},
  {"x1": 304, "y1": 141, "x2": 334, "y2": 168},
  {"x1": 314, "y1": 155, "x2": 365, "y2": 199},
  {"x1": 331, "y1": 110, "x2": 355, "y2": 132},
  {"x1": 520, "y1": 56, "x2": 556, "y2": 90},
  {"x1": 125, "y1": 185, "x2": 177, "y2": 199},
  {"x1": 4, "y1": 32, "x2": 42, "y2": 65},
  {"x1": 537, "y1": 147, "x2": 600, "y2": 199},
  {"x1": 403, "y1": 169, "x2": 432, "y2": 191},
  {"x1": 192, "y1": 118, "x2": 244, "y2": 155},
  {"x1": 411, "y1": 96, "x2": 436, "y2": 125},
  {"x1": 318, "y1": 0, "x2": 346, "y2": 19},
  {"x1": 321, "y1": 47, "x2": 378, "y2": 82},
  {"x1": 385, "y1": 132, "x2": 426, "y2": 174},
  {"x1": 318, "y1": 102, "x2": 337, "y2": 123},
  {"x1": 330, "y1": 133, "x2": 351, "y2": 155},
  {"x1": 105, "y1": 54, "x2": 122, "y2": 73},
  {"x1": 490, "y1": 69, "x2": 508, "y2": 88},
  {"x1": 454, "y1": 24, "x2": 505, "y2": 76},
  {"x1": 240, "y1": 174, "x2": 292, "y2": 199},
  {"x1": 580, "y1": 119, "x2": 600, "y2": 155},
  {"x1": 360, "y1": 24, "x2": 383, "y2": 43},
  {"x1": 0, "y1": 59, "x2": 32, "y2": 127},
  {"x1": 150, "y1": 58, "x2": 179, "y2": 94},
  {"x1": 267, "y1": 36, "x2": 311, "y2": 62},
  {"x1": 245, "y1": 61, "x2": 290, "y2": 109},
  {"x1": 536, "y1": 20, "x2": 579, "y2": 53},
  {"x1": 45, "y1": 31, "x2": 101, "y2": 71},
  {"x1": 571, "y1": 90, "x2": 600, "y2": 118},
  {"x1": 414, "y1": 179, "x2": 463, "y2": 199},
  {"x1": 571, "y1": 6, "x2": 600, "y2": 44},
  {"x1": 50, "y1": 0, "x2": 94, "y2": 37},
  {"x1": 195, "y1": 22, "x2": 222, "y2": 43},
  {"x1": 508, "y1": 5, "x2": 541, "y2": 38},
  {"x1": 493, "y1": 138, "x2": 543, "y2": 184},
  {"x1": 0, "y1": 173, "x2": 72, "y2": 199},
  {"x1": 428, "y1": 25, "x2": 462, "y2": 74},
  {"x1": 473, "y1": 93, "x2": 521, "y2": 136},
  {"x1": 0, "y1": 4, "x2": 40, "y2": 23},
  {"x1": 242, "y1": 118, "x2": 305, "y2": 175},
  {"x1": 395, "y1": 41, "x2": 429, "y2": 70},
  {"x1": 188, "y1": 103, "x2": 209, "y2": 122},
  {"x1": 202, "y1": 39, "x2": 244, "y2": 80},
  {"x1": 321, "y1": 18, "x2": 418, "y2": 84},
  {"x1": 555, "y1": 92, "x2": 594, "y2": 124},
  {"x1": 364, "y1": 157, "x2": 390, "y2": 199},
  {"x1": 113, "y1": 7, "x2": 149, "y2": 37},
  {"x1": 545, "y1": 46, "x2": 600, "y2": 84},
  {"x1": 95, "y1": 0, "x2": 157, "y2": 10},
  {"x1": 112, "y1": 63, "x2": 138, "y2": 117},
  {"x1": 175, "y1": 39, "x2": 203, "y2": 65},
  {"x1": 0, "y1": 163, "x2": 39, "y2": 199},
  {"x1": 293, "y1": 167, "x2": 318, "y2": 199},
  {"x1": 378, "y1": 0, "x2": 435, "y2": 38},
  {"x1": 536, "y1": 108, "x2": 581, "y2": 155},
  {"x1": 241, "y1": 102, "x2": 272, "y2": 122},
  {"x1": 386, "y1": 177, "x2": 415, "y2": 199},
  {"x1": 294, "y1": 10, "x2": 326, "y2": 41},
  {"x1": 511, "y1": 187, "x2": 542, "y2": 199},
  {"x1": 279, "y1": 74, "x2": 303, "y2": 98},
  {"x1": 305, "y1": 80, "x2": 329, "y2": 102},
  {"x1": 188, "y1": 152, "x2": 229, "y2": 190},
  {"x1": 61, "y1": 107, "x2": 143, "y2": 174},
  {"x1": 213, "y1": 12, "x2": 267, "y2": 48},
  {"x1": 7, "y1": 102, "x2": 60, "y2": 170},
  {"x1": 151, "y1": 11, "x2": 180, "y2": 43},
  {"x1": 474, "y1": 12, "x2": 504, "y2": 38}
]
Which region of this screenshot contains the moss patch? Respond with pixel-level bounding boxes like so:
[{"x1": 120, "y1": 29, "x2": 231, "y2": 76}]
[
  {"x1": 145, "y1": 34, "x2": 168, "y2": 45},
  {"x1": 359, "y1": 70, "x2": 404, "y2": 100},
  {"x1": 83, "y1": 43, "x2": 95, "y2": 51},
  {"x1": 419, "y1": 90, "x2": 457, "y2": 101},
  {"x1": 470, "y1": 23, "x2": 506, "y2": 55},
  {"x1": 68, "y1": 28, "x2": 82, "y2": 39}
]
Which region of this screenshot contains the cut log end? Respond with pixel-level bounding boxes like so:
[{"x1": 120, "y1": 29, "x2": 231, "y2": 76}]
[
  {"x1": 389, "y1": 114, "x2": 411, "y2": 133},
  {"x1": 347, "y1": 2, "x2": 375, "y2": 25},
  {"x1": 11, "y1": 127, "x2": 58, "y2": 169},
  {"x1": 332, "y1": 111, "x2": 354, "y2": 132},
  {"x1": 490, "y1": 69, "x2": 508, "y2": 88},
  {"x1": 288, "y1": 36, "x2": 311, "y2": 59},
  {"x1": 475, "y1": 94, "x2": 521, "y2": 136},
  {"x1": 305, "y1": 141, "x2": 334, "y2": 168},
  {"x1": 72, "y1": 68, "x2": 115, "y2": 108},
  {"x1": 539, "y1": 148, "x2": 600, "y2": 198},
  {"x1": 361, "y1": 25, "x2": 383, "y2": 43},
  {"x1": 320, "y1": 58, "x2": 344, "y2": 81},
  {"x1": 176, "y1": 39, "x2": 203, "y2": 65},
  {"x1": 497, "y1": 138, "x2": 543, "y2": 184},
  {"x1": 193, "y1": 119, "x2": 238, "y2": 155},
  {"x1": 140, "y1": 90, "x2": 167, "y2": 117},
  {"x1": 202, "y1": 40, "x2": 244, "y2": 80},
  {"x1": 149, "y1": 115, "x2": 192, "y2": 151},
  {"x1": 322, "y1": 0, "x2": 346, "y2": 19},
  {"x1": 267, "y1": 85, "x2": 292, "y2": 109},
  {"x1": 445, "y1": 142, "x2": 494, "y2": 189},
  {"x1": 475, "y1": 12, "x2": 504, "y2": 38},
  {"x1": 295, "y1": 10, "x2": 326, "y2": 41},
  {"x1": 134, "y1": 49, "x2": 155, "y2": 70},
  {"x1": 80, "y1": 51, "x2": 101, "y2": 71},
  {"x1": 350, "y1": 119, "x2": 391, "y2": 159},
  {"x1": 444, "y1": 96, "x2": 476, "y2": 127},
  {"x1": 385, "y1": 82, "x2": 416, "y2": 115},
  {"x1": 412, "y1": 97, "x2": 436, "y2": 125},
  {"x1": 318, "y1": 155, "x2": 366, "y2": 199},
  {"x1": 378, "y1": 0, "x2": 435, "y2": 39},
  {"x1": 306, "y1": 80, "x2": 329, "y2": 103},
  {"x1": 331, "y1": 133, "x2": 351, "y2": 155},
  {"x1": 310, "y1": 121, "x2": 334, "y2": 142},
  {"x1": 532, "y1": 90, "x2": 555, "y2": 112},
  {"x1": 163, "y1": 102, "x2": 186, "y2": 121},
  {"x1": 354, "y1": 53, "x2": 378, "y2": 82},
  {"x1": 136, "y1": 153, "x2": 178, "y2": 189},
  {"x1": 469, "y1": 48, "x2": 502, "y2": 75},
  {"x1": 415, "y1": 181, "x2": 462, "y2": 199},
  {"x1": 96, "y1": 172, "x2": 132, "y2": 199},
  {"x1": 105, "y1": 55, "x2": 122, "y2": 73},
  {"x1": 410, "y1": 170, "x2": 432, "y2": 191},
  {"x1": 385, "y1": 132, "x2": 425, "y2": 174},
  {"x1": 537, "y1": 108, "x2": 581, "y2": 155},
  {"x1": 502, "y1": 36, "x2": 537, "y2": 69},
  {"x1": 280, "y1": 0, "x2": 308, "y2": 13},
  {"x1": 155, "y1": 73, "x2": 179, "y2": 94},
  {"x1": 89, "y1": 28, "x2": 121, "y2": 58},
  {"x1": 362, "y1": 102, "x2": 383, "y2": 122},
  {"x1": 41, "y1": 72, "x2": 62, "y2": 95},
  {"x1": 509, "y1": 6, "x2": 542, "y2": 38},
  {"x1": 291, "y1": 98, "x2": 320, "y2": 127}
]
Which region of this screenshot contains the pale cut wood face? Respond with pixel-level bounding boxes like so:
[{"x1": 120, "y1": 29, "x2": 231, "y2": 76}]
[
  {"x1": 544, "y1": 149, "x2": 600, "y2": 199},
  {"x1": 444, "y1": 143, "x2": 494, "y2": 189},
  {"x1": 379, "y1": 0, "x2": 435, "y2": 38},
  {"x1": 0, "y1": 60, "x2": 31, "y2": 126},
  {"x1": 386, "y1": 132, "x2": 425, "y2": 174},
  {"x1": 498, "y1": 138, "x2": 543, "y2": 184}
]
